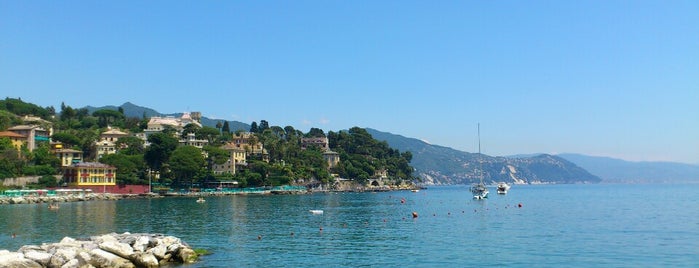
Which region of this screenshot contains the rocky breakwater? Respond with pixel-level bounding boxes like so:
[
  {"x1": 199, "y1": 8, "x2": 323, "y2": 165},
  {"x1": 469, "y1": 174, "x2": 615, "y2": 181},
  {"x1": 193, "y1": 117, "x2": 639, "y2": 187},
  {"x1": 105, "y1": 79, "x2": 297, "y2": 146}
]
[
  {"x1": 0, "y1": 193, "x2": 136, "y2": 205},
  {"x1": 0, "y1": 232, "x2": 199, "y2": 268}
]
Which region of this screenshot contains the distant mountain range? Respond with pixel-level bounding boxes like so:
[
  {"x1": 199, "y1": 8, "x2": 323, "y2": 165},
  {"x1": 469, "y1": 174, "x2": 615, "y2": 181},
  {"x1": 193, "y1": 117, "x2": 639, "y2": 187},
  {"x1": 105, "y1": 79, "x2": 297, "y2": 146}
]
[
  {"x1": 555, "y1": 154, "x2": 699, "y2": 183},
  {"x1": 365, "y1": 128, "x2": 600, "y2": 185},
  {"x1": 84, "y1": 102, "x2": 250, "y2": 132}
]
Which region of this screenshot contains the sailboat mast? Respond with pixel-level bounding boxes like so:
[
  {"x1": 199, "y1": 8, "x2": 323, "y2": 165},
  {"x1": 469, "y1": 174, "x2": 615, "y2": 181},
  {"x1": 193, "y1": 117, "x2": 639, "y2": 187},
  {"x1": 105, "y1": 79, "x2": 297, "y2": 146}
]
[
  {"x1": 477, "y1": 123, "x2": 481, "y2": 155},
  {"x1": 478, "y1": 123, "x2": 484, "y2": 184}
]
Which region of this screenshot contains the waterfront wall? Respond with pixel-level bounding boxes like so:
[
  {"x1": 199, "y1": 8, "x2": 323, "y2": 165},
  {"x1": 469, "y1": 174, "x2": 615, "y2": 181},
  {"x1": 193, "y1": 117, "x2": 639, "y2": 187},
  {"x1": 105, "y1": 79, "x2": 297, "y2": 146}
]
[
  {"x1": 2, "y1": 176, "x2": 41, "y2": 187},
  {"x1": 0, "y1": 232, "x2": 198, "y2": 267}
]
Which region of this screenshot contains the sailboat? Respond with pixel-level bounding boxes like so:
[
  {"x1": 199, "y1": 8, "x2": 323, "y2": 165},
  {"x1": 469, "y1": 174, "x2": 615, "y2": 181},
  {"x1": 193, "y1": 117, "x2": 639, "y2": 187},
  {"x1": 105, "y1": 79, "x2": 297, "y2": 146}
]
[{"x1": 470, "y1": 124, "x2": 489, "y2": 200}]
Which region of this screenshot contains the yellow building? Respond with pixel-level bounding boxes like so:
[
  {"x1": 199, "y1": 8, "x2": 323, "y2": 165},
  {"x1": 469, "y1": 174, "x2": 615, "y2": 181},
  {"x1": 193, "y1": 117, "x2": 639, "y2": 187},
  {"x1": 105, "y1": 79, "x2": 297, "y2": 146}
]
[
  {"x1": 63, "y1": 162, "x2": 116, "y2": 186},
  {"x1": 0, "y1": 131, "x2": 26, "y2": 151},
  {"x1": 95, "y1": 128, "x2": 128, "y2": 159},
  {"x1": 213, "y1": 143, "x2": 248, "y2": 175}
]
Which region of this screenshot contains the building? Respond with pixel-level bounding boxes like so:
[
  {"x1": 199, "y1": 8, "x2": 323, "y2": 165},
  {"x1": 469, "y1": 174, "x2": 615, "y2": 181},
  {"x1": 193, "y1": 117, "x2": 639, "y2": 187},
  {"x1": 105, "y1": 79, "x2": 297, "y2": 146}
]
[
  {"x1": 181, "y1": 132, "x2": 207, "y2": 148},
  {"x1": 231, "y1": 132, "x2": 269, "y2": 162},
  {"x1": 62, "y1": 162, "x2": 116, "y2": 187},
  {"x1": 52, "y1": 143, "x2": 84, "y2": 167},
  {"x1": 137, "y1": 112, "x2": 202, "y2": 146},
  {"x1": 95, "y1": 128, "x2": 129, "y2": 159},
  {"x1": 7, "y1": 125, "x2": 50, "y2": 151},
  {"x1": 213, "y1": 143, "x2": 248, "y2": 175},
  {"x1": 323, "y1": 150, "x2": 341, "y2": 169},
  {"x1": 301, "y1": 137, "x2": 340, "y2": 170},
  {"x1": 0, "y1": 131, "x2": 26, "y2": 151},
  {"x1": 301, "y1": 137, "x2": 329, "y2": 151}
]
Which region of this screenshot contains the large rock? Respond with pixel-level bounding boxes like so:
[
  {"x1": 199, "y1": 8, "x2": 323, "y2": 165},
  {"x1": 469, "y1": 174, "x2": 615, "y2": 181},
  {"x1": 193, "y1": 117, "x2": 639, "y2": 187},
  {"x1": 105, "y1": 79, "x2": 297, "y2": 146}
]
[
  {"x1": 88, "y1": 248, "x2": 134, "y2": 268},
  {"x1": 146, "y1": 244, "x2": 167, "y2": 260},
  {"x1": 131, "y1": 236, "x2": 150, "y2": 252},
  {"x1": 22, "y1": 250, "x2": 52, "y2": 267},
  {"x1": 98, "y1": 241, "x2": 134, "y2": 259},
  {"x1": 2, "y1": 233, "x2": 198, "y2": 268},
  {"x1": 49, "y1": 247, "x2": 79, "y2": 268},
  {"x1": 176, "y1": 247, "x2": 198, "y2": 264},
  {"x1": 130, "y1": 252, "x2": 159, "y2": 268},
  {"x1": 0, "y1": 250, "x2": 42, "y2": 268}
]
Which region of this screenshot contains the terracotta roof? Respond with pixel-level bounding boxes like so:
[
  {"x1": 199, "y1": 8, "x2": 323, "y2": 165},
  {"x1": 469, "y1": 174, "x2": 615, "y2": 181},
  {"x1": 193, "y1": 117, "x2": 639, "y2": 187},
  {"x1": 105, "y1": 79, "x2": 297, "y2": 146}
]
[{"x1": 0, "y1": 131, "x2": 26, "y2": 138}]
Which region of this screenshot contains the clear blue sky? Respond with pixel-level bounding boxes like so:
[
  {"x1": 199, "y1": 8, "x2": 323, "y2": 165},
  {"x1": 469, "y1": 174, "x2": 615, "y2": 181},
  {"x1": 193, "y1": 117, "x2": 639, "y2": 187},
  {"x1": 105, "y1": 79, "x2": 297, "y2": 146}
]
[{"x1": 2, "y1": 1, "x2": 697, "y2": 164}]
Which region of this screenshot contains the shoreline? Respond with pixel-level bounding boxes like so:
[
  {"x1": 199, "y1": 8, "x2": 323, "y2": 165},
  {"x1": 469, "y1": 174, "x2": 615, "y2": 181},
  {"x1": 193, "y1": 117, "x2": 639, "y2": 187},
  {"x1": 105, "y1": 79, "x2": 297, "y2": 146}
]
[{"x1": 0, "y1": 185, "x2": 422, "y2": 205}]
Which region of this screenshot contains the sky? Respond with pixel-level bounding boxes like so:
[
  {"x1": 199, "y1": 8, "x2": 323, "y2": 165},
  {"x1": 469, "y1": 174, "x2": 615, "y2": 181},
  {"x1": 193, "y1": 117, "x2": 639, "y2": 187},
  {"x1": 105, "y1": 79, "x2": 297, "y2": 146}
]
[{"x1": 1, "y1": 1, "x2": 697, "y2": 164}]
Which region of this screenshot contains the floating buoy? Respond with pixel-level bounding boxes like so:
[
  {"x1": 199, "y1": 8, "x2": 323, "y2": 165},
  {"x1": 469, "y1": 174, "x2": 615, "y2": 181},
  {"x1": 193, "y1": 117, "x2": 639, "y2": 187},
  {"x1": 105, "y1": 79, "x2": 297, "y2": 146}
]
[
  {"x1": 518, "y1": 203, "x2": 522, "y2": 208},
  {"x1": 401, "y1": 198, "x2": 406, "y2": 204},
  {"x1": 257, "y1": 235, "x2": 262, "y2": 240},
  {"x1": 412, "y1": 212, "x2": 418, "y2": 218}
]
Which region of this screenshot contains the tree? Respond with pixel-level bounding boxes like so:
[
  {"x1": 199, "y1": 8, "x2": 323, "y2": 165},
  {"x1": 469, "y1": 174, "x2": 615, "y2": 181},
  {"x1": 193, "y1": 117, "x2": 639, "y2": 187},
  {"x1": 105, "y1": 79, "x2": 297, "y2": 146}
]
[
  {"x1": 93, "y1": 109, "x2": 125, "y2": 128},
  {"x1": 222, "y1": 121, "x2": 230, "y2": 134},
  {"x1": 144, "y1": 133, "x2": 178, "y2": 173},
  {"x1": 258, "y1": 120, "x2": 269, "y2": 133},
  {"x1": 307, "y1": 128, "x2": 325, "y2": 138},
  {"x1": 181, "y1": 123, "x2": 200, "y2": 139},
  {"x1": 249, "y1": 121, "x2": 258, "y2": 133},
  {"x1": 100, "y1": 153, "x2": 146, "y2": 185},
  {"x1": 197, "y1": 126, "x2": 220, "y2": 144},
  {"x1": 215, "y1": 121, "x2": 223, "y2": 133},
  {"x1": 51, "y1": 132, "x2": 82, "y2": 148},
  {"x1": 203, "y1": 145, "x2": 229, "y2": 167},
  {"x1": 0, "y1": 138, "x2": 24, "y2": 179},
  {"x1": 168, "y1": 146, "x2": 205, "y2": 188},
  {"x1": 115, "y1": 136, "x2": 145, "y2": 155}
]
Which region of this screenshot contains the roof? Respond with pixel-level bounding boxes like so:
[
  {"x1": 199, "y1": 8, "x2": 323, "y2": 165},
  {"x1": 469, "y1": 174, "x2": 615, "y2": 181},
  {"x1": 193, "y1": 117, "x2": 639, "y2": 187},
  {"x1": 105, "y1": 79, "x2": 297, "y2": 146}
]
[
  {"x1": 54, "y1": 148, "x2": 83, "y2": 153},
  {"x1": 0, "y1": 131, "x2": 26, "y2": 138},
  {"x1": 102, "y1": 128, "x2": 128, "y2": 136},
  {"x1": 69, "y1": 162, "x2": 115, "y2": 168},
  {"x1": 8, "y1": 125, "x2": 45, "y2": 131}
]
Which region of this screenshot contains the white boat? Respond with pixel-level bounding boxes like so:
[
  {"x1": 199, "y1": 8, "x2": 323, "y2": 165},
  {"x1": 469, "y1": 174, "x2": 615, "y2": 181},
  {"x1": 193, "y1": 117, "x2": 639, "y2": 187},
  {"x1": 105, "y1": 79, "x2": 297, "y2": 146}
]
[
  {"x1": 497, "y1": 182, "x2": 511, "y2": 194},
  {"x1": 470, "y1": 124, "x2": 489, "y2": 200},
  {"x1": 309, "y1": 210, "x2": 324, "y2": 215},
  {"x1": 196, "y1": 197, "x2": 206, "y2": 203}
]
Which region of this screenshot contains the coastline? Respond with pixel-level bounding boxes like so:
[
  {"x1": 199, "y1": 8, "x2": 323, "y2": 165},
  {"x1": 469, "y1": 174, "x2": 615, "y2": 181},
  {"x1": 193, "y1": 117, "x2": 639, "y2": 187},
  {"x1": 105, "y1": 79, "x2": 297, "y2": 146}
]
[{"x1": 0, "y1": 184, "x2": 423, "y2": 205}]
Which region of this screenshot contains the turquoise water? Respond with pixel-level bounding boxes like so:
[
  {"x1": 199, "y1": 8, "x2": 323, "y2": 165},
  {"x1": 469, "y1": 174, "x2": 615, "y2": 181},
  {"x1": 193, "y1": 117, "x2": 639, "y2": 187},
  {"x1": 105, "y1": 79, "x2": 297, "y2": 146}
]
[{"x1": 1, "y1": 184, "x2": 698, "y2": 267}]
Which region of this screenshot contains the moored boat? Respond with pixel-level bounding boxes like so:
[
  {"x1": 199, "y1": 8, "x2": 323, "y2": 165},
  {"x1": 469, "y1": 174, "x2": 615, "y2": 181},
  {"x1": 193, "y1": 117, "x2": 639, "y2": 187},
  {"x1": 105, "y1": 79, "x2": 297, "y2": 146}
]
[
  {"x1": 497, "y1": 182, "x2": 510, "y2": 194},
  {"x1": 470, "y1": 123, "x2": 489, "y2": 200}
]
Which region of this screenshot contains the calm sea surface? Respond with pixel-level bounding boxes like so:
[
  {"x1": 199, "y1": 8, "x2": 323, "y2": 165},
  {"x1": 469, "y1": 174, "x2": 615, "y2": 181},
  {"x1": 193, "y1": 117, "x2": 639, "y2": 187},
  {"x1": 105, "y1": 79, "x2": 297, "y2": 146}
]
[{"x1": 1, "y1": 184, "x2": 698, "y2": 267}]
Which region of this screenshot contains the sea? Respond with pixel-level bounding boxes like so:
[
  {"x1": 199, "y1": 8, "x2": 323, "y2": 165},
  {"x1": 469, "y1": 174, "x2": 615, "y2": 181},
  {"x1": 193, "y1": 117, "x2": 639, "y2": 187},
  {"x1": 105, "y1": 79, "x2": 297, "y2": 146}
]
[{"x1": 1, "y1": 184, "x2": 698, "y2": 267}]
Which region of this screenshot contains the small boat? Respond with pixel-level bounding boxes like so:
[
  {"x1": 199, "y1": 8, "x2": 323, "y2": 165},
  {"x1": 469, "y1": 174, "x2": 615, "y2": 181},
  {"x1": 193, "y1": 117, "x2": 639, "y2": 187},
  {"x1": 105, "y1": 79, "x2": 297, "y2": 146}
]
[
  {"x1": 196, "y1": 197, "x2": 206, "y2": 203},
  {"x1": 411, "y1": 189, "x2": 420, "y2": 193},
  {"x1": 48, "y1": 202, "x2": 60, "y2": 210},
  {"x1": 309, "y1": 210, "x2": 324, "y2": 215},
  {"x1": 497, "y1": 182, "x2": 511, "y2": 194}
]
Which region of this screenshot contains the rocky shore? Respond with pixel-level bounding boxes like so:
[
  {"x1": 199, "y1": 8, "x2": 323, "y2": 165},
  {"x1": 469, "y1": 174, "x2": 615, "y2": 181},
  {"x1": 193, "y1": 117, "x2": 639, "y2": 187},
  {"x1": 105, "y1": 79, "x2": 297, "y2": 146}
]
[
  {"x1": 0, "y1": 193, "x2": 152, "y2": 205},
  {"x1": 0, "y1": 232, "x2": 198, "y2": 268}
]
